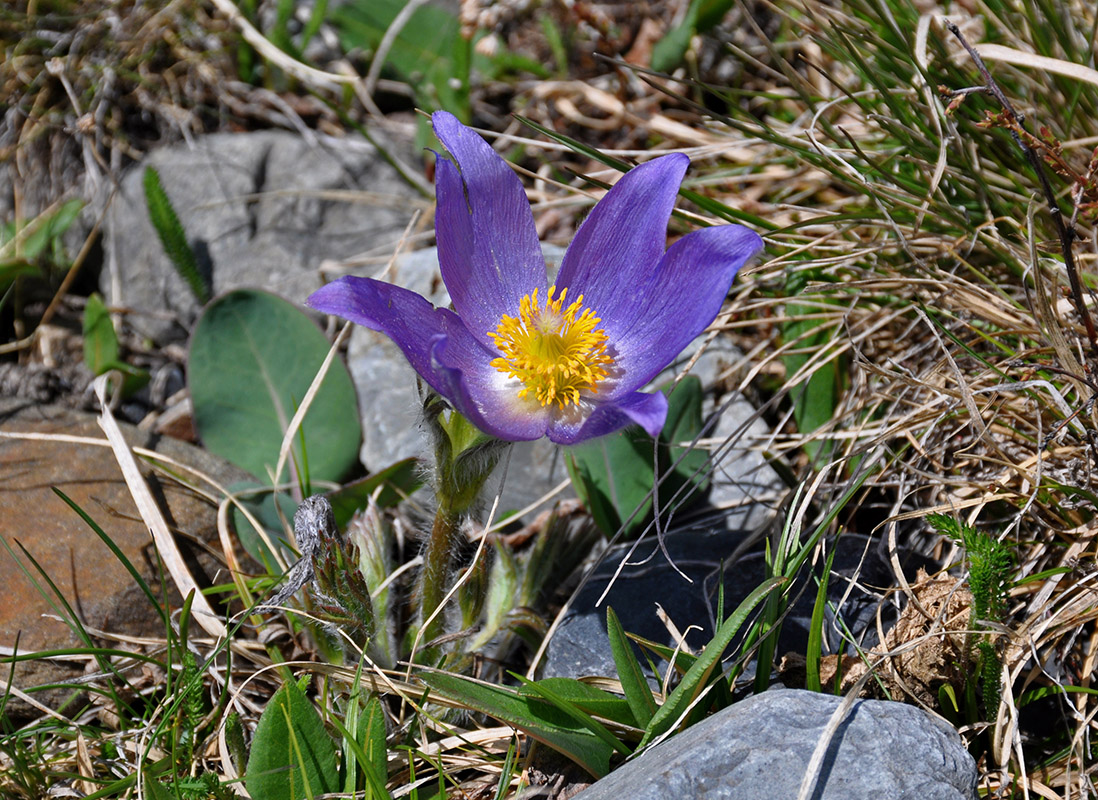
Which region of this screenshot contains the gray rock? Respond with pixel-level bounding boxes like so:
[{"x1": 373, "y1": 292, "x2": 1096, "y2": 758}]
[
  {"x1": 574, "y1": 688, "x2": 977, "y2": 800},
  {"x1": 661, "y1": 333, "x2": 783, "y2": 533},
  {"x1": 540, "y1": 527, "x2": 898, "y2": 682},
  {"x1": 102, "y1": 130, "x2": 426, "y2": 344}
]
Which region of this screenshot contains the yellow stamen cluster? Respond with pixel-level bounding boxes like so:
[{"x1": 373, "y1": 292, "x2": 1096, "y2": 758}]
[{"x1": 488, "y1": 285, "x2": 613, "y2": 409}]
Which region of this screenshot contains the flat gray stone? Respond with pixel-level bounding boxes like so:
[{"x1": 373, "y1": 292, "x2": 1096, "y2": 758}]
[
  {"x1": 574, "y1": 689, "x2": 977, "y2": 800},
  {"x1": 102, "y1": 130, "x2": 425, "y2": 343},
  {"x1": 665, "y1": 334, "x2": 783, "y2": 533}
]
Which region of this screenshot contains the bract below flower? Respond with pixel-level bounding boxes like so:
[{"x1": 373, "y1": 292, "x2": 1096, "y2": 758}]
[{"x1": 307, "y1": 111, "x2": 764, "y2": 445}]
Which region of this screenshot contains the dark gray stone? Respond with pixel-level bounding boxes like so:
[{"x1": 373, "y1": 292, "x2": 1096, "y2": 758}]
[
  {"x1": 102, "y1": 130, "x2": 425, "y2": 344},
  {"x1": 574, "y1": 689, "x2": 977, "y2": 800},
  {"x1": 541, "y1": 529, "x2": 897, "y2": 682}
]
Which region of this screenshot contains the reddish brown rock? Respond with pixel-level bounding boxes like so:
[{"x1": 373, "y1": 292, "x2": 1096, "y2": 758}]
[{"x1": 0, "y1": 398, "x2": 252, "y2": 718}]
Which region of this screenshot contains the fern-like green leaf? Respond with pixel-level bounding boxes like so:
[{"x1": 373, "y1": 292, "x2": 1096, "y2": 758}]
[{"x1": 143, "y1": 166, "x2": 211, "y2": 304}]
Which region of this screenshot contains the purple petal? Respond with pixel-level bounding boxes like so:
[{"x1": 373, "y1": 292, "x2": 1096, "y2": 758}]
[
  {"x1": 432, "y1": 111, "x2": 547, "y2": 347},
  {"x1": 604, "y1": 224, "x2": 764, "y2": 396},
  {"x1": 547, "y1": 390, "x2": 669, "y2": 445},
  {"x1": 554, "y1": 154, "x2": 689, "y2": 342},
  {"x1": 307, "y1": 277, "x2": 549, "y2": 441},
  {"x1": 429, "y1": 326, "x2": 550, "y2": 442}
]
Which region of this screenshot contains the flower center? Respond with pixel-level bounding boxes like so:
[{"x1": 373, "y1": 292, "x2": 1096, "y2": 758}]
[{"x1": 488, "y1": 285, "x2": 613, "y2": 409}]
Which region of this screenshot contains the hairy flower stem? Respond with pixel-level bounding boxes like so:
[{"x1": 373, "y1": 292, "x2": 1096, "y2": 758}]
[
  {"x1": 420, "y1": 506, "x2": 460, "y2": 654},
  {"x1": 416, "y1": 394, "x2": 508, "y2": 663}
]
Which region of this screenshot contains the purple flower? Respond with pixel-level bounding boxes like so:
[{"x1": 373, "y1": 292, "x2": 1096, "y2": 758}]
[{"x1": 307, "y1": 112, "x2": 764, "y2": 445}]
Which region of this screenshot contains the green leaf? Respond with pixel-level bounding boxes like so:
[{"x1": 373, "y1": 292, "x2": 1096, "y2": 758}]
[
  {"x1": 2, "y1": 198, "x2": 84, "y2": 264},
  {"x1": 638, "y1": 576, "x2": 785, "y2": 750},
  {"x1": 518, "y1": 677, "x2": 638, "y2": 729},
  {"x1": 0, "y1": 261, "x2": 42, "y2": 289},
  {"x1": 331, "y1": 0, "x2": 471, "y2": 120},
  {"x1": 566, "y1": 377, "x2": 708, "y2": 537},
  {"x1": 141, "y1": 772, "x2": 176, "y2": 800},
  {"x1": 805, "y1": 546, "x2": 838, "y2": 693},
  {"x1": 420, "y1": 671, "x2": 615, "y2": 778},
  {"x1": 607, "y1": 607, "x2": 657, "y2": 727},
  {"x1": 246, "y1": 678, "x2": 339, "y2": 800},
  {"x1": 330, "y1": 691, "x2": 392, "y2": 800},
  {"x1": 650, "y1": 14, "x2": 696, "y2": 73},
  {"x1": 514, "y1": 676, "x2": 632, "y2": 755},
  {"x1": 695, "y1": 0, "x2": 736, "y2": 30},
  {"x1": 188, "y1": 288, "x2": 361, "y2": 484},
  {"x1": 324, "y1": 459, "x2": 421, "y2": 529},
  {"x1": 781, "y1": 274, "x2": 840, "y2": 465},
  {"x1": 567, "y1": 425, "x2": 652, "y2": 535},
  {"x1": 229, "y1": 481, "x2": 298, "y2": 569},
  {"x1": 362, "y1": 694, "x2": 388, "y2": 788},
  {"x1": 83, "y1": 293, "x2": 120, "y2": 374},
  {"x1": 660, "y1": 376, "x2": 710, "y2": 505},
  {"x1": 81, "y1": 293, "x2": 150, "y2": 397},
  {"x1": 649, "y1": 0, "x2": 734, "y2": 73},
  {"x1": 144, "y1": 166, "x2": 211, "y2": 304}
]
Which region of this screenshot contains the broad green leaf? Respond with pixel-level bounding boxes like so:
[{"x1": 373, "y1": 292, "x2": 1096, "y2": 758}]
[
  {"x1": 188, "y1": 288, "x2": 361, "y2": 484},
  {"x1": 229, "y1": 481, "x2": 297, "y2": 570},
  {"x1": 518, "y1": 677, "x2": 638, "y2": 729},
  {"x1": 246, "y1": 678, "x2": 339, "y2": 800},
  {"x1": 514, "y1": 676, "x2": 632, "y2": 755},
  {"x1": 421, "y1": 671, "x2": 615, "y2": 777},
  {"x1": 144, "y1": 166, "x2": 210, "y2": 304},
  {"x1": 660, "y1": 376, "x2": 710, "y2": 506},
  {"x1": 566, "y1": 377, "x2": 708, "y2": 537},
  {"x1": 696, "y1": 0, "x2": 736, "y2": 29},
  {"x1": 650, "y1": 12, "x2": 696, "y2": 73},
  {"x1": 638, "y1": 576, "x2": 785, "y2": 750},
  {"x1": 81, "y1": 294, "x2": 152, "y2": 400},
  {"x1": 607, "y1": 607, "x2": 657, "y2": 727},
  {"x1": 566, "y1": 423, "x2": 653, "y2": 536}
]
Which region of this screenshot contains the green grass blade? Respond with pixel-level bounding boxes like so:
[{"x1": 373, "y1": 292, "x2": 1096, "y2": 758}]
[
  {"x1": 606, "y1": 606, "x2": 657, "y2": 727},
  {"x1": 638, "y1": 576, "x2": 786, "y2": 750},
  {"x1": 513, "y1": 675, "x2": 632, "y2": 755},
  {"x1": 420, "y1": 671, "x2": 615, "y2": 778},
  {"x1": 805, "y1": 545, "x2": 838, "y2": 693}
]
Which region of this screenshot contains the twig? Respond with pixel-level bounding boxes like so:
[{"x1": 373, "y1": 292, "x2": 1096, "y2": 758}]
[{"x1": 945, "y1": 19, "x2": 1098, "y2": 362}]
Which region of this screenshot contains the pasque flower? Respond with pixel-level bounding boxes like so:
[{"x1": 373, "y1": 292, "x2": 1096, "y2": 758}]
[{"x1": 307, "y1": 112, "x2": 764, "y2": 445}]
